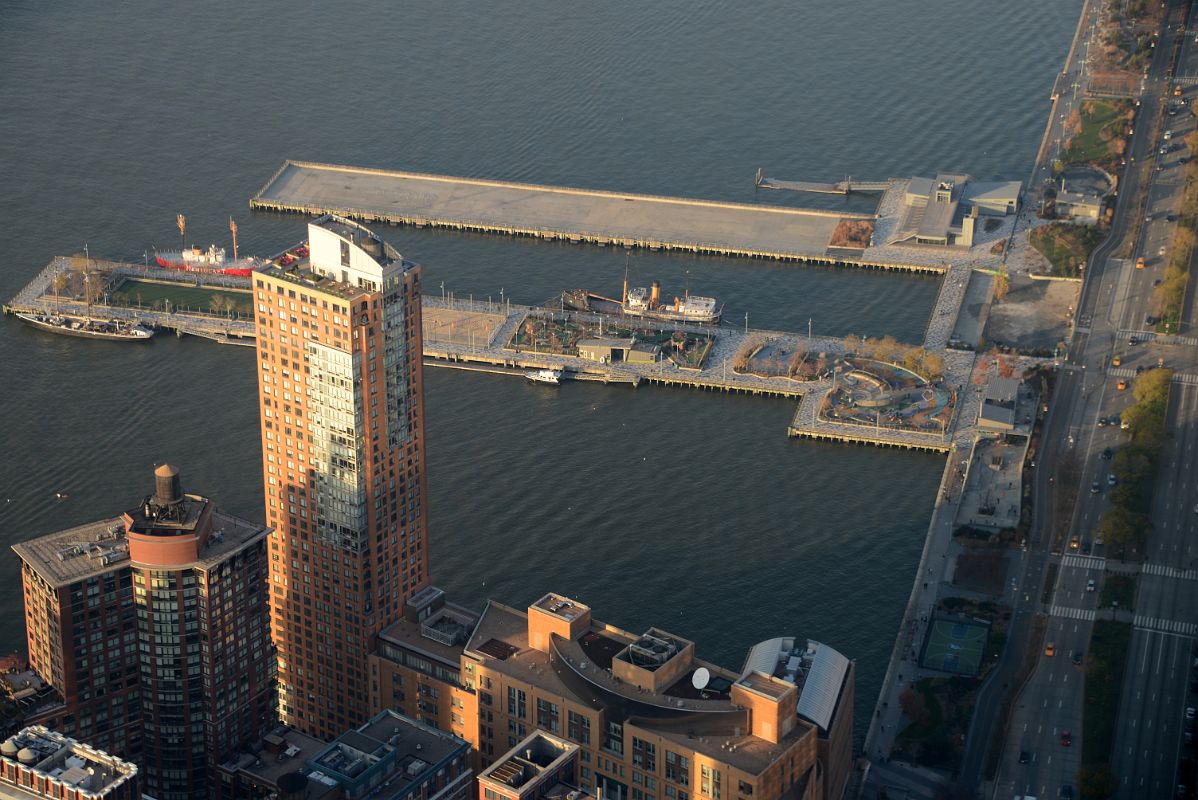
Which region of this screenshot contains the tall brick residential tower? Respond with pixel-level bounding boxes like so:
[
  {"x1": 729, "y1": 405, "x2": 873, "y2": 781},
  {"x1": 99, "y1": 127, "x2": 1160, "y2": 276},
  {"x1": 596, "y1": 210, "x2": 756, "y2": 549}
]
[
  {"x1": 13, "y1": 465, "x2": 275, "y2": 800},
  {"x1": 253, "y1": 214, "x2": 429, "y2": 740}
]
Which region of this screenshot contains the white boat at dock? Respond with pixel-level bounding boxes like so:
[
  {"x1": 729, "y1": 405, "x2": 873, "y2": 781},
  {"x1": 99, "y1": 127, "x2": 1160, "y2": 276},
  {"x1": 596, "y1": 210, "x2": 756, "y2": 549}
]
[{"x1": 526, "y1": 369, "x2": 563, "y2": 385}]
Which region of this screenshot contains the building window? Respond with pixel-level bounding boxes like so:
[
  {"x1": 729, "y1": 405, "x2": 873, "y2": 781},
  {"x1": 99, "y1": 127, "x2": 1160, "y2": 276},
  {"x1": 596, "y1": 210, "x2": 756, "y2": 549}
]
[
  {"x1": 700, "y1": 767, "x2": 720, "y2": 800},
  {"x1": 665, "y1": 752, "x2": 689, "y2": 786},
  {"x1": 632, "y1": 738, "x2": 656, "y2": 772},
  {"x1": 568, "y1": 710, "x2": 591, "y2": 745},
  {"x1": 507, "y1": 687, "x2": 526, "y2": 719},
  {"x1": 603, "y1": 720, "x2": 624, "y2": 756},
  {"x1": 737, "y1": 781, "x2": 752, "y2": 796},
  {"x1": 536, "y1": 698, "x2": 561, "y2": 733}
]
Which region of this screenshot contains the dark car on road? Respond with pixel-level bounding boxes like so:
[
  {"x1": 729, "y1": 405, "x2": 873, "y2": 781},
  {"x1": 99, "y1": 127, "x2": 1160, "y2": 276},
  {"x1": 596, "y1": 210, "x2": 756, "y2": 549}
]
[{"x1": 1060, "y1": 729, "x2": 1073, "y2": 746}]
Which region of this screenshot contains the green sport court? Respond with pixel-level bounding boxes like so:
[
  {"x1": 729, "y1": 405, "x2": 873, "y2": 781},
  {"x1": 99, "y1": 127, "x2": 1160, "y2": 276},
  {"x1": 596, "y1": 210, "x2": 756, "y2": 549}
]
[{"x1": 920, "y1": 617, "x2": 989, "y2": 676}]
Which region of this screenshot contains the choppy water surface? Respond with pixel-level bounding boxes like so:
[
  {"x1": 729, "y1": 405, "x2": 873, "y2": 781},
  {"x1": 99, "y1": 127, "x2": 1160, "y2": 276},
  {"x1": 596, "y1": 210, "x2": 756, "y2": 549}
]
[{"x1": 0, "y1": 0, "x2": 1082, "y2": 746}]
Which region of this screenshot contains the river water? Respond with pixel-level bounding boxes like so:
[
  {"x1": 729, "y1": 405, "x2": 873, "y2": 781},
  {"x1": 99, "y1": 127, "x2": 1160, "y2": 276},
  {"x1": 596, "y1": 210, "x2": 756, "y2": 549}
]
[{"x1": 0, "y1": 0, "x2": 1082, "y2": 747}]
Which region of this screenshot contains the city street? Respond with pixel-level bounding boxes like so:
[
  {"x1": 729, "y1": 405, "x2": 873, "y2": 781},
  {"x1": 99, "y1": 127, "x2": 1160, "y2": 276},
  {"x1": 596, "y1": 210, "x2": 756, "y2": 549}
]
[{"x1": 988, "y1": 2, "x2": 1198, "y2": 797}]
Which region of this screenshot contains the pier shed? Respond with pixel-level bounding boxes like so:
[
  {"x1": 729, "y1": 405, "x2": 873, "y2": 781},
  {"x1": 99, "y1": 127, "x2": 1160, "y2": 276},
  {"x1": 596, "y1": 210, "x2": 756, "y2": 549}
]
[
  {"x1": 977, "y1": 375, "x2": 1020, "y2": 432},
  {"x1": 577, "y1": 338, "x2": 636, "y2": 363}
]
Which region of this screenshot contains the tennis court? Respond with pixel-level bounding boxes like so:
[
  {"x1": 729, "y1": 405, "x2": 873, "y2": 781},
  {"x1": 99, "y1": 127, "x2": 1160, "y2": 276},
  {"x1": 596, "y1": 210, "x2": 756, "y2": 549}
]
[{"x1": 920, "y1": 617, "x2": 989, "y2": 676}]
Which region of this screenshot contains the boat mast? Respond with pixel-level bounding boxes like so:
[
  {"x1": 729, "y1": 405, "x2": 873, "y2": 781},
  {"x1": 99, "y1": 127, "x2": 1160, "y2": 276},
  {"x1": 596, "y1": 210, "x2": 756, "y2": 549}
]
[
  {"x1": 176, "y1": 213, "x2": 186, "y2": 251},
  {"x1": 622, "y1": 254, "x2": 629, "y2": 305},
  {"x1": 229, "y1": 216, "x2": 239, "y2": 261}
]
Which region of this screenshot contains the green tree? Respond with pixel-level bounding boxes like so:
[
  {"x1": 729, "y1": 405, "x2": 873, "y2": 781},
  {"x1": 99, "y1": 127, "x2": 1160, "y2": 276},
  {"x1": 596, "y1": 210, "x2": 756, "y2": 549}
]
[
  {"x1": 1077, "y1": 765, "x2": 1118, "y2": 798},
  {"x1": 1096, "y1": 506, "x2": 1149, "y2": 555}
]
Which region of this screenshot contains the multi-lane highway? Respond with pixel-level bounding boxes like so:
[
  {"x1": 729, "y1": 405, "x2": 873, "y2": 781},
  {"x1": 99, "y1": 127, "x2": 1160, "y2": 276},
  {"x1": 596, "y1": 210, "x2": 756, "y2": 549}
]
[{"x1": 988, "y1": 2, "x2": 1198, "y2": 797}]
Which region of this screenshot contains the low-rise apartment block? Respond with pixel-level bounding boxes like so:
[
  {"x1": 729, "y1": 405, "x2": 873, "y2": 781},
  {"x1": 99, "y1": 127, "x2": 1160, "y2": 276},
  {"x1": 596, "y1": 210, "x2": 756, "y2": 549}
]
[{"x1": 0, "y1": 726, "x2": 139, "y2": 800}]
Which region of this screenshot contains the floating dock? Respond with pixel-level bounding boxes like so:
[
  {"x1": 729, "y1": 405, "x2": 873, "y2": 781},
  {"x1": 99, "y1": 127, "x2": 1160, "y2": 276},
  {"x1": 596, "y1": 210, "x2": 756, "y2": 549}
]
[{"x1": 249, "y1": 161, "x2": 939, "y2": 273}]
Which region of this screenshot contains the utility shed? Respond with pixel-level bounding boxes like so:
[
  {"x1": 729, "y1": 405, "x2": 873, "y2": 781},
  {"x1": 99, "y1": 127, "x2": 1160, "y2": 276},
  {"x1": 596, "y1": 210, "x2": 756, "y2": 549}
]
[{"x1": 627, "y1": 343, "x2": 661, "y2": 364}]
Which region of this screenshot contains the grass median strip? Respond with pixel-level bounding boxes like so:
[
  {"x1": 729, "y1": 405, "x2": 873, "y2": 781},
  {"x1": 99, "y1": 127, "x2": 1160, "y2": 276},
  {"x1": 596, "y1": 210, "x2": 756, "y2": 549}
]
[
  {"x1": 1080, "y1": 620, "x2": 1132, "y2": 798},
  {"x1": 1156, "y1": 129, "x2": 1198, "y2": 333}
]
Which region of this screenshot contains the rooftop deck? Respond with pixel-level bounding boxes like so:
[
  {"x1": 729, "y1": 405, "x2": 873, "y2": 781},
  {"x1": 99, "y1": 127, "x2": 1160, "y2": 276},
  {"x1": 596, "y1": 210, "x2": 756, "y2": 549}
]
[
  {"x1": 251, "y1": 161, "x2": 886, "y2": 265},
  {"x1": 13, "y1": 503, "x2": 268, "y2": 587}
]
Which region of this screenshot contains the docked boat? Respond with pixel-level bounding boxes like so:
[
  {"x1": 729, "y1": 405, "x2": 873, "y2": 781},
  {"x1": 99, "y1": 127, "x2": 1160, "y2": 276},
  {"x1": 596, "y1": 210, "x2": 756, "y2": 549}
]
[
  {"x1": 154, "y1": 244, "x2": 258, "y2": 277},
  {"x1": 623, "y1": 283, "x2": 721, "y2": 324},
  {"x1": 562, "y1": 278, "x2": 722, "y2": 325},
  {"x1": 15, "y1": 312, "x2": 154, "y2": 341},
  {"x1": 526, "y1": 369, "x2": 563, "y2": 385}
]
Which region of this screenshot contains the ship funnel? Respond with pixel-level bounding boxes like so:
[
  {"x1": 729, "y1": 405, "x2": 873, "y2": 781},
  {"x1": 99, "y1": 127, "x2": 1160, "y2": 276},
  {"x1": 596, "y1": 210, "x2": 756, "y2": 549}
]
[
  {"x1": 650, "y1": 281, "x2": 661, "y2": 309},
  {"x1": 154, "y1": 464, "x2": 183, "y2": 506}
]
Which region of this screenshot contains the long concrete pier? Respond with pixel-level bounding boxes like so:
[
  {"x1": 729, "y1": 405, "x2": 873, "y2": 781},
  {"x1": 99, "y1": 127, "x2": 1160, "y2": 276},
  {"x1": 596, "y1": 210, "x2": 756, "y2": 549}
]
[{"x1": 250, "y1": 161, "x2": 941, "y2": 272}]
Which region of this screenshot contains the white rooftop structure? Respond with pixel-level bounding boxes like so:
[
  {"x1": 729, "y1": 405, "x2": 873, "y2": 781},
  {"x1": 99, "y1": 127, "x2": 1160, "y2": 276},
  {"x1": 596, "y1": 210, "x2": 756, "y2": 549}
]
[{"x1": 740, "y1": 637, "x2": 851, "y2": 733}]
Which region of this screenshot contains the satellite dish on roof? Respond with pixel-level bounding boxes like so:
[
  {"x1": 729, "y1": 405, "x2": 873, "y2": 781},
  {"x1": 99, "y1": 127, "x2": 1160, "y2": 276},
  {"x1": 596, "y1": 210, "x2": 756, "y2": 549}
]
[{"x1": 692, "y1": 667, "x2": 710, "y2": 690}]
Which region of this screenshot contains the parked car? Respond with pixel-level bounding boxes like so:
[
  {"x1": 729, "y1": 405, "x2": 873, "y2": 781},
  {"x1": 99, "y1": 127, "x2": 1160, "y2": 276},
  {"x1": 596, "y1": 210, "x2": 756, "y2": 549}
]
[
  {"x1": 1102, "y1": 447, "x2": 1114, "y2": 460},
  {"x1": 1109, "y1": 473, "x2": 1118, "y2": 486}
]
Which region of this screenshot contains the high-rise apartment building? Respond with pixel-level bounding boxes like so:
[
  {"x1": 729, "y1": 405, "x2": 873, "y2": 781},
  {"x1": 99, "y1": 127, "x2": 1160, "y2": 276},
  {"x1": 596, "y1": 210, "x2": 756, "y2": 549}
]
[
  {"x1": 253, "y1": 214, "x2": 429, "y2": 740},
  {"x1": 12, "y1": 466, "x2": 275, "y2": 800}
]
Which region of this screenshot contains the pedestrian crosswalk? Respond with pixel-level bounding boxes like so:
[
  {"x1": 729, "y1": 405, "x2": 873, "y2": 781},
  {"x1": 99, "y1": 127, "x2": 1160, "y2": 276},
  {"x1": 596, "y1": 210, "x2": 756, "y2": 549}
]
[
  {"x1": 1134, "y1": 615, "x2": 1198, "y2": 637},
  {"x1": 1109, "y1": 366, "x2": 1198, "y2": 384},
  {"x1": 1049, "y1": 604, "x2": 1096, "y2": 621},
  {"x1": 1061, "y1": 554, "x2": 1106, "y2": 570},
  {"x1": 1117, "y1": 330, "x2": 1198, "y2": 347},
  {"x1": 1142, "y1": 562, "x2": 1198, "y2": 582}
]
